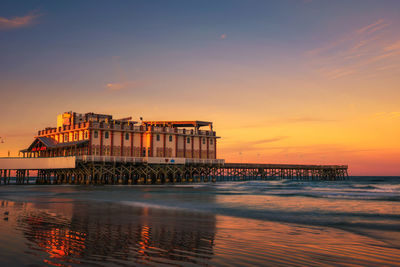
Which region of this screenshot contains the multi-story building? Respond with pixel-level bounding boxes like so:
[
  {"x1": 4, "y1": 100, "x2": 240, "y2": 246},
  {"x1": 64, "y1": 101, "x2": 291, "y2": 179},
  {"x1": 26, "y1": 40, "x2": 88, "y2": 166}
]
[{"x1": 21, "y1": 112, "x2": 219, "y2": 161}]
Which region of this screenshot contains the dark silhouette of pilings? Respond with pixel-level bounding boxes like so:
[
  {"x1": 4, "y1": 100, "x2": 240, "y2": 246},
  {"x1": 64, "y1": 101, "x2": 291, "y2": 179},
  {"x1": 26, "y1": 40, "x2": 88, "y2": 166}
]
[{"x1": 18, "y1": 161, "x2": 349, "y2": 185}]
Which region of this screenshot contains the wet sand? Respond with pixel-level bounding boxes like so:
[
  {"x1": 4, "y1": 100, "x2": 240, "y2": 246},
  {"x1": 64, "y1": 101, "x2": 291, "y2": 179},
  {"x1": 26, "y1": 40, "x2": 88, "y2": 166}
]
[{"x1": 0, "y1": 178, "x2": 399, "y2": 266}]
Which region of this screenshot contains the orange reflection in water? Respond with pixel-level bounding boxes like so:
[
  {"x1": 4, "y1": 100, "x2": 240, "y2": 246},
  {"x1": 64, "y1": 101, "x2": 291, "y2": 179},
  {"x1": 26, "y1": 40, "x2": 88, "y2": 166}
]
[
  {"x1": 0, "y1": 200, "x2": 217, "y2": 266},
  {"x1": 212, "y1": 210, "x2": 400, "y2": 266},
  {"x1": 17, "y1": 201, "x2": 87, "y2": 266},
  {"x1": 138, "y1": 225, "x2": 150, "y2": 256},
  {"x1": 32, "y1": 227, "x2": 87, "y2": 265}
]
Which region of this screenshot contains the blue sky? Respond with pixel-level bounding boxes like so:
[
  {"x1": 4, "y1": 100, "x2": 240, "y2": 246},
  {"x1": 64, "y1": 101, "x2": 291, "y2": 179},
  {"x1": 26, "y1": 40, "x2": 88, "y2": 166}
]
[{"x1": 2, "y1": 0, "x2": 397, "y2": 82}]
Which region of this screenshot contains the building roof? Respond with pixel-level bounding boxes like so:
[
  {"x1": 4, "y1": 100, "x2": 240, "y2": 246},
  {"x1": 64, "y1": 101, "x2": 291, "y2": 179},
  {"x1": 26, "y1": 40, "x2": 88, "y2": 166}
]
[
  {"x1": 142, "y1": 120, "x2": 213, "y2": 128},
  {"x1": 37, "y1": 136, "x2": 58, "y2": 147},
  {"x1": 23, "y1": 137, "x2": 89, "y2": 152}
]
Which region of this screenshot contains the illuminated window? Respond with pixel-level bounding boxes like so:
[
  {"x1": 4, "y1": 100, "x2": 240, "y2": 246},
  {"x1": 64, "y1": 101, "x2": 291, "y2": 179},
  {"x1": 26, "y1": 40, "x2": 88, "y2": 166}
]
[
  {"x1": 169, "y1": 135, "x2": 173, "y2": 142},
  {"x1": 75, "y1": 133, "x2": 78, "y2": 140},
  {"x1": 203, "y1": 138, "x2": 205, "y2": 144},
  {"x1": 105, "y1": 132, "x2": 109, "y2": 139},
  {"x1": 64, "y1": 134, "x2": 68, "y2": 142},
  {"x1": 156, "y1": 134, "x2": 160, "y2": 141},
  {"x1": 125, "y1": 133, "x2": 129, "y2": 140},
  {"x1": 187, "y1": 137, "x2": 190, "y2": 144},
  {"x1": 94, "y1": 131, "x2": 98, "y2": 138}
]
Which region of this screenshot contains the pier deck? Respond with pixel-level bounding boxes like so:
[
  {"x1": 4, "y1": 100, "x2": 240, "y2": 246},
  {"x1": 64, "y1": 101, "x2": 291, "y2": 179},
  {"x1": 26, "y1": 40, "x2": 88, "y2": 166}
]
[{"x1": 0, "y1": 156, "x2": 348, "y2": 185}]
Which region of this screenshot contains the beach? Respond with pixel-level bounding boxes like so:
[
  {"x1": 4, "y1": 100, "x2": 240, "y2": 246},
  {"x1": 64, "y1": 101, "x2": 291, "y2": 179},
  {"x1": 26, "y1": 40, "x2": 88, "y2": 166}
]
[{"x1": 0, "y1": 177, "x2": 399, "y2": 266}]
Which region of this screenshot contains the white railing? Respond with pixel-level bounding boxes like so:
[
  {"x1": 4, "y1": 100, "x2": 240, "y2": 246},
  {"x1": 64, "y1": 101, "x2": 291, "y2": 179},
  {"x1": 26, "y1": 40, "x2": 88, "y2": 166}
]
[
  {"x1": 76, "y1": 155, "x2": 144, "y2": 163},
  {"x1": 152, "y1": 127, "x2": 163, "y2": 133},
  {"x1": 185, "y1": 158, "x2": 225, "y2": 164},
  {"x1": 75, "y1": 155, "x2": 224, "y2": 165}
]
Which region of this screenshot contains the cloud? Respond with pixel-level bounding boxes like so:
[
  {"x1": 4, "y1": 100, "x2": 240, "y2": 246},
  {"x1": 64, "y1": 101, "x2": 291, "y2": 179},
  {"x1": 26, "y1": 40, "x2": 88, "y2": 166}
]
[
  {"x1": 375, "y1": 64, "x2": 399, "y2": 71},
  {"x1": 307, "y1": 19, "x2": 388, "y2": 56},
  {"x1": 248, "y1": 136, "x2": 288, "y2": 146},
  {"x1": 220, "y1": 33, "x2": 227, "y2": 40},
  {"x1": 106, "y1": 81, "x2": 138, "y2": 91},
  {"x1": 323, "y1": 68, "x2": 356, "y2": 79},
  {"x1": 225, "y1": 117, "x2": 336, "y2": 131},
  {"x1": 306, "y1": 19, "x2": 400, "y2": 79},
  {"x1": 283, "y1": 117, "x2": 336, "y2": 123},
  {"x1": 222, "y1": 136, "x2": 289, "y2": 154},
  {"x1": 355, "y1": 19, "x2": 388, "y2": 35},
  {"x1": 0, "y1": 10, "x2": 41, "y2": 30},
  {"x1": 384, "y1": 40, "x2": 400, "y2": 51},
  {"x1": 268, "y1": 116, "x2": 336, "y2": 126},
  {"x1": 373, "y1": 111, "x2": 400, "y2": 119}
]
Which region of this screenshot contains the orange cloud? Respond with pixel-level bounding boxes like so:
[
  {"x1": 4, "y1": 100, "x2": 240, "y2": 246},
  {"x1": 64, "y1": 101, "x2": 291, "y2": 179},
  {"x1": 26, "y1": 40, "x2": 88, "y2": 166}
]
[
  {"x1": 249, "y1": 136, "x2": 289, "y2": 145},
  {"x1": 221, "y1": 136, "x2": 289, "y2": 154},
  {"x1": 373, "y1": 111, "x2": 400, "y2": 119},
  {"x1": 0, "y1": 10, "x2": 41, "y2": 30},
  {"x1": 106, "y1": 81, "x2": 138, "y2": 91},
  {"x1": 384, "y1": 40, "x2": 400, "y2": 51},
  {"x1": 283, "y1": 117, "x2": 336, "y2": 123},
  {"x1": 224, "y1": 117, "x2": 336, "y2": 131},
  {"x1": 323, "y1": 68, "x2": 356, "y2": 79}
]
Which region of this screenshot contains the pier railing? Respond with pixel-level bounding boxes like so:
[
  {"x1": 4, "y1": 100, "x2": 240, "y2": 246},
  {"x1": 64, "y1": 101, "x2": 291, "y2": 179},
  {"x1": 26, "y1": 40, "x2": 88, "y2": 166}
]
[
  {"x1": 77, "y1": 155, "x2": 145, "y2": 164},
  {"x1": 75, "y1": 155, "x2": 224, "y2": 165}
]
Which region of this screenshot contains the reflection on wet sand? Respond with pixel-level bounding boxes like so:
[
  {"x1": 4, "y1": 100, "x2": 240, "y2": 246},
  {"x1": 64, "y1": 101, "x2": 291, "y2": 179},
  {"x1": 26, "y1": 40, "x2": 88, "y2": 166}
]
[
  {"x1": 1, "y1": 194, "x2": 400, "y2": 266},
  {"x1": 213, "y1": 215, "x2": 400, "y2": 266},
  {"x1": 1, "y1": 200, "x2": 216, "y2": 266}
]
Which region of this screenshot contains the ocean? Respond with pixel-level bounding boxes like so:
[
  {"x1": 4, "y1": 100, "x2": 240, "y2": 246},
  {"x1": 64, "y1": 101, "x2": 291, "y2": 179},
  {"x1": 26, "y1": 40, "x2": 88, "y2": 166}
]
[{"x1": 0, "y1": 177, "x2": 399, "y2": 266}]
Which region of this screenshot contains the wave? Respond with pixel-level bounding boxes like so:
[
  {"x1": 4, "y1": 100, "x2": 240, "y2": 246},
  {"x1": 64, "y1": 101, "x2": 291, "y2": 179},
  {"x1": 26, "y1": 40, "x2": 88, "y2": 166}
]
[
  {"x1": 117, "y1": 198, "x2": 400, "y2": 234},
  {"x1": 120, "y1": 200, "x2": 197, "y2": 213}
]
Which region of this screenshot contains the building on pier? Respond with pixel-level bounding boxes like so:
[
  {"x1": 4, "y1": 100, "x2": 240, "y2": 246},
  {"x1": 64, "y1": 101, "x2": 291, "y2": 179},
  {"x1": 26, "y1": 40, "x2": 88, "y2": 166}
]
[
  {"x1": 20, "y1": 111, "x2": 220, "y2": 160},
  {"x1": 0, "y1": 111, "x2": 348, "y2": 185}
]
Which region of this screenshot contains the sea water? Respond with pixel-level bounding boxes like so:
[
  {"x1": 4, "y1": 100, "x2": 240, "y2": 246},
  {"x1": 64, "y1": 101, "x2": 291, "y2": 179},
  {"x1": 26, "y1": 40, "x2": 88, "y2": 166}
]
[{"x1": 0, "y1": 177, "x2": 399, "y2": 266}]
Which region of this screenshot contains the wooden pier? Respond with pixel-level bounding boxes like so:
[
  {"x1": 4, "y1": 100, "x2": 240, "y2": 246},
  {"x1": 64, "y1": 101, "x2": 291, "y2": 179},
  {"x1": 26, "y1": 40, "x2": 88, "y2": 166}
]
[{"x1": 0, "y1": 156, "x2": 348, "y2": 185}]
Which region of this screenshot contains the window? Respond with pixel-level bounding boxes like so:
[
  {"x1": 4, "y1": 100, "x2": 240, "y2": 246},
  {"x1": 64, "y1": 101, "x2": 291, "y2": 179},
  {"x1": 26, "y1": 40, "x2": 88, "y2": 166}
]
[
  {"x1": 156, "y1": 134, "x2": 160, "y2": 141},
  {"x1": 169, "y1": 135, "x2": 173, "y2": 142},
  {"x1": 210, "y1": 139, "x2": 213, "y2": 145},
  {"x1": 105, "y1": 132, "x2": 109, "y2": 139},
  {"x1": 75, "y1": 133, "x2": 78, "y2": 140},
  {"x1": 202, "y1": 138, "x2": 206, "y2": 144},
  {"x1": 85, "y1": 131, "x2": 88, "y2": 139},
  {"x1": 94, "y1": 131, "x2": 98, "y2": 138},
  {"x1": 64, "y1": 134, "x2": 68, "y2": 142},
  {"x1": 125, "y1": 133, "x2": 129, "y2": 140},
  {"x1": 187, "y1": 137, "x2": 190, "y2": 144}
]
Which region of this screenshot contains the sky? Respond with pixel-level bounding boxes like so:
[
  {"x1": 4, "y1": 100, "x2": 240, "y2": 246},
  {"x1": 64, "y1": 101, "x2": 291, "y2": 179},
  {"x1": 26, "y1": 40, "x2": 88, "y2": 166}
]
[{"x1": 0, "y1": 0, "x2": 399, "y2": 175}]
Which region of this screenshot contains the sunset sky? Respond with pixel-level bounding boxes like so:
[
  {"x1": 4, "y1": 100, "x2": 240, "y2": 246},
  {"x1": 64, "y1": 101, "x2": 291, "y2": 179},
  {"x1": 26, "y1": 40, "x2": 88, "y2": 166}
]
[{"x1": 1, "y1": 0, "x2": 399, "y2": 175}]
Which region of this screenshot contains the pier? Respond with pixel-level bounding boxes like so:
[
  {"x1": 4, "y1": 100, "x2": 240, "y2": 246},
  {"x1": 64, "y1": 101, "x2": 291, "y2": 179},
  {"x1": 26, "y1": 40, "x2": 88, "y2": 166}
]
[
  {"x1": 0, "y1": 111, "x2": 349, "y2": 185},
  {"x1": 0, "y1": 156, "x2": 348, "y2": 185}
]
